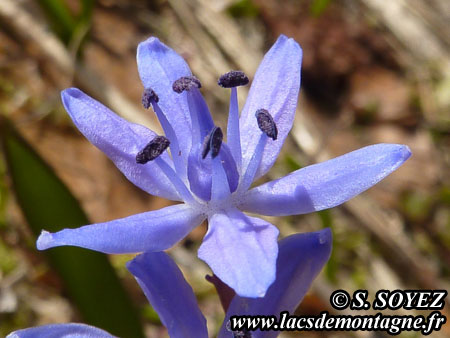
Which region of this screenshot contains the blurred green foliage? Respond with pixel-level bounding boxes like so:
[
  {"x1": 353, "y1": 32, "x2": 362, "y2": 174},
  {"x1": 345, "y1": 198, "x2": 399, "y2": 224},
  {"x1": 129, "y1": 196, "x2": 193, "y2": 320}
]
[
  {"x1": 228, "y1": 0, "x2": 259, "y2": 18},
  {"x1": 0, "y1": 119, "x2": 144, "y2": 338},
  {"x1": 401, "y1": 190, "x2": 433, "y2": 223},
  {"x1": 310, "y1": 0, "x2": 332, "y2": 17},
  {"x1": 37, "y1": 0, "x2": 94, "y2": 48},
  {"x1": 284, "y1": 153, "x2": 305, "y2": 172},
  {"x1": 0, "y1": 240, "x2": 17, "y2": 275},
  {"x1": 0, "y1": 156, "x2": 7, "y2": 229}
]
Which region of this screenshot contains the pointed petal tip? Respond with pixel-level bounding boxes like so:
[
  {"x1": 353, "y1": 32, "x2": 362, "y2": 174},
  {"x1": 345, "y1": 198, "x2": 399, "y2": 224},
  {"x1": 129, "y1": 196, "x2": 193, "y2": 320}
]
[
  {"x1": 137, "y1": 36, "x2": 166, "y2": 55},
  {"x1": 60, "y1": 88, "x2": 86, "y2": 114},
  {"x1": 61, "y1": 87, "x2": 83, "y2": 100},
  {"x1": 317, "y1": 228, "x2": 333, "y2": 261},
  {"x1": 399, "y1": 144, "x2": 412, "y2": 160},
  {"x1": 139, "y1": 36, "x2": 161, "y2": 46},
  {"x1": 36, "y1": 230, "x2": 53, "y2": 250},
  {"x1": 380, "y1": 143, "x2": 411, "y2": 166},
  {"x1": 318, "y1": 227, "x2": 332, "y2": 246},
  {"x1": 276, "y1": 34, "x2": 290, "y2": 44},
  {"x1": 125, "y1": 252, "x2": 142, "y2": 272},
  {"x1": 281, "y1": 228, "x2": 332, "y2": 262},
  {"x1": 275, "y1": 34, "x2": 302, "y2": 53},
  {"x1": 124, "y1": 258, "x2": 133, "y2": 270}
]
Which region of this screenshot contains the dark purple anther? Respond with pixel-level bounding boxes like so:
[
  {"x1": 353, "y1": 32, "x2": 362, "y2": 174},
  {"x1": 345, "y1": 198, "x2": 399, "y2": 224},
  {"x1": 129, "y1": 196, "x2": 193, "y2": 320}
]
[
  {"x1": 141, "y1": 88, "x2": 159, "y2": 109},
  {"x1": 172, "y1": 76, "x2": 201, "y2": 93},
  {"x1": 136, "y1": 136, "x2": 170, "y2": 164},
  {"x1": 255, "y1": 109, "x2": 278, "y2": 140},
  {"x1": 202, "y1": 127, "x2": 223, "y2": 159},
  {"x1": 218, "y1": 71, "x2": 249, "y2": 88}
]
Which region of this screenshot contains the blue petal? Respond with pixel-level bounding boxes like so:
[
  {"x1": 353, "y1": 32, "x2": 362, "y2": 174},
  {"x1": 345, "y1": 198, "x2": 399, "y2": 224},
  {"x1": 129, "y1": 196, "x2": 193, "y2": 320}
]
[
  {"x1": 241, "y1": 144, "x2": 411, "y2": 216},
  {"x1": 126, "y1": 251, "x2": 208, "y2": 338},
  {"x1": 137, "y1": 37, "x2": 193, "y2": 158},
  {"x1": 187, "y1": 146, "x2": 212, "y2": 200},
  {"x1": 218, "y1": 229, "x2": 332, "y2": 338},
  {"x1": 37, "y1": 204, "x2": 205, "y2": 253},
  {"x1": 61, "y1": 88, "x2": 180, "y2": 201},
  {"x1": 211, "y1": 155, "x2": 231, "y2": 201},
  {"x1": 187, "y1": 143, "x2": 238, "y2": 201},
  {"x1": 239, "y1": 35, "x2": 302, "y2": 179},
  {"x1": 7, "y1": 323, "x2": 114, "y2": 338},
  {"x1": 186, "y1": 88, "x2": 215, "y2": 145},
  {"x1": 198, "y1": 209, "x2": 279, "y2": 298}
]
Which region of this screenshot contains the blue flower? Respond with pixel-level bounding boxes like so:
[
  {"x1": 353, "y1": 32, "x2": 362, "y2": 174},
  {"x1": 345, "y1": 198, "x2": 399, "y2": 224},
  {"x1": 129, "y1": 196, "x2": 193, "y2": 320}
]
[
  {"x1": 127, "y1": 228, "x2": 333, "y2": 338},
  {"x1": 10, "y1": 228, "x2": 332, "y2": 338},
  {"x1": 36, "y1": 35, "x2": 411, "y2": 297}
]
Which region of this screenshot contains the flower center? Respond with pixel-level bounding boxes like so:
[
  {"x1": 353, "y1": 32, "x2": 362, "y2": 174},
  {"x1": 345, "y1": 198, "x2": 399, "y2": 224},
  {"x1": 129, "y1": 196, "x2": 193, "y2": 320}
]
[
  {"x1": 137, "y1": 70, "x2": 281, "y2": 208},
  {"x1": 171, "y1": 76, "x2": 238, "y2": 202}
]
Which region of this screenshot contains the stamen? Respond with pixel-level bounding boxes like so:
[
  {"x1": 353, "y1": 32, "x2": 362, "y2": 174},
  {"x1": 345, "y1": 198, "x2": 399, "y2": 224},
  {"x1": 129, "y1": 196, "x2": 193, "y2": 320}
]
[
  {"x1": 218, "y1": 71, "x2": 249, "y2": 88},
  {"x1": 238, "y1": 109, "x2": 277, "y2": 190},
  {"x1": 238, "y1": 136, "x2": 266, "y2": 192},
  {"x1": 150, "y1": 93, "x2": 186, "y2": 179},
  {"x1": 255, "y1": 109, "x2": 278, "y2": 140},
  {"x1": 141, "y1": 88, "x2": 159, "y2": 109},
  {"x1": 136, "y1": 136, "x2": 170, "y2": 164},
  {"x1": 227, "y1": 87, "x2": 242, "y2": 171},
  {"x1": 172, "y1": 76, "x2": 201, "y2": 93},
  {"x1": 202, "y1": 127, "x2": 223, "y2": 159}
]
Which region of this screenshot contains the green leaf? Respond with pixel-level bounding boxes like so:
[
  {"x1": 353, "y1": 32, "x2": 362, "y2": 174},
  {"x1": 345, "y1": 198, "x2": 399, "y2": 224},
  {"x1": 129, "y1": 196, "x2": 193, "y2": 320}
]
[
  {"x1": 36, "y1": 0, "x2": 94, "y2": 50},
  {"x1": 0, "y1": 118, "x2": 144, "y2": 338},
  {"x1": 37, "y1": 0, "x2": 77, "y2": 44},
  {"x1": 79, "y1": 0, "x2": 95, "y2": 24}
]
